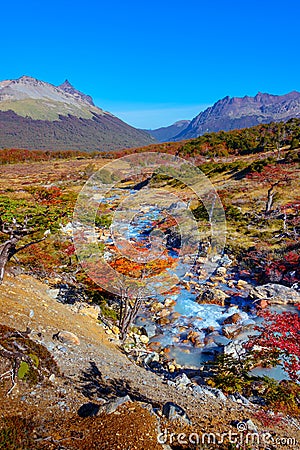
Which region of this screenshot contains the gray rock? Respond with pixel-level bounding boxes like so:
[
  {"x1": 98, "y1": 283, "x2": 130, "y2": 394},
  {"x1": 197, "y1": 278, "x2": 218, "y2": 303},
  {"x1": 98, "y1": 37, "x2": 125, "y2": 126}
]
[
  {"x1": 143, "y1": 352, "x2": 160, "y2": 366},
  {"x1": 248, "y1": 395, "x2": 266, "y2": 406},
  {"x1": 45, "y1": 342, "x2": 56, "y2": 352},
  {"x1": 101, "y1": 395, "x2": 132, "y2": 414},
  {"x1": 250, "y1": 283, "x2": 300, "y2": 305},
  {"x1": 222, "y1": 324, "x2": 243, "y2": 339},
  {"x1": 47, "y1": 288, "x2": 60, "y2": 299},
  {"x1": 229, "y1": 392, "x2": 251, "y2": 406},
  {"x1": 138, "y1": 402, "x2": 158, "y2": 416},
  {"x1": 142, "y1": 322, "x2": 157, "y2": 338},
  {"x1": 241, "y1": 319, "x2": 256, "y2": 328},
  {"x1": 173, "y1": 373, "x2": 191, "y2": 388},
  {"x1": 219, "y1": 254, "x2": 233, "y2": 266},
  {"x1": 193, "y1": 385, "x2": 227, "y2": 402},
  {"x1": 222, "y1": 341, "x2": 246, "y2": 359},
  {"x1": 244, "y1": 419, "x2": 258, "y2": 433},
  {"x1": 201, "y1": 342, "x2": 220, "y2": 354},
  {"x1": 78, "y1": 402, "x2": 100, "y2": 417},
  {"x1": 53, "y1": 330, "x2": 80, "y2": 345},
  {"x1": 162, "y1": 402, "x2": 191, "y2": 424},
  {"x1": 213, "y1": 335, "x2": 231, "y2": 346}
]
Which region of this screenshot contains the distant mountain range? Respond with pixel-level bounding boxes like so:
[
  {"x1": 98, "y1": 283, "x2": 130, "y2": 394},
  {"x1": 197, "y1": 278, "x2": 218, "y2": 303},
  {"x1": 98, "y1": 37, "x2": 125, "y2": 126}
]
[
  {"x1": 0, "y1": 76, "x2": 154, "y2": 151},
  {"x1": 147, "y1": 91, "x2": 300, "y2": 142},
  {"x1": 144, "y1": 120, "x2": 190, "y2": 142},
  {"x1": 1, "y1": 77, "x2": 300, "y2": 150}
]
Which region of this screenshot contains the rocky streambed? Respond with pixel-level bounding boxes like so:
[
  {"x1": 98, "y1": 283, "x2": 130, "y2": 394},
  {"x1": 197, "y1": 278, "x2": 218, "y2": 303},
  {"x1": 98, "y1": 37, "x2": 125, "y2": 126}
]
[{"x1": 81, "y1": 185, "x2": 300, "y2": 377}]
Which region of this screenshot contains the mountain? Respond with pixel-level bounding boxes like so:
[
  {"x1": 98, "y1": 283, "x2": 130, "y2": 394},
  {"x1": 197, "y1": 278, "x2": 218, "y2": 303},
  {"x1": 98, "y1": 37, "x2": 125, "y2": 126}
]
[
  {"x1": 144, "y1": 120, "x2": 190, "y2": 142},
  {"x1": 172, "y1": 91, "x2": 300, "y2": 141},
  {"x1": 0, "y1": 76, "x2": 155, "y2": 151}
]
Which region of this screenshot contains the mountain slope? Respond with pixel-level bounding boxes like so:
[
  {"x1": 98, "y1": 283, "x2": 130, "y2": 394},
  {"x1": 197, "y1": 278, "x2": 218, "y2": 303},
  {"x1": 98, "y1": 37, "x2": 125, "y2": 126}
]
[
  {"x1": 144, "y1": 120, "x2": 190, "y2": 142},
  {"x1": 173, "y1": 91, "x2": 300, "y2": 140},
  {"x1": 0, "y1": 76, "x2": 155, "y2": 151}
]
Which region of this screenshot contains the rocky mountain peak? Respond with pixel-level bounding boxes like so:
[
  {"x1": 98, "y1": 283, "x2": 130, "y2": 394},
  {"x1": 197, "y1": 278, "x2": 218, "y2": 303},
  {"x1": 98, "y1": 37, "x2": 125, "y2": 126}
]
[
  {"x1": 172, "y1": 90, "x2": 300, "y2": 141},
  {"x1": 60, "y1": 79, "x2": 73, "y2": 89},
  {"x1": 57, "y1": 79, "x2": 95, "y2": 106}
]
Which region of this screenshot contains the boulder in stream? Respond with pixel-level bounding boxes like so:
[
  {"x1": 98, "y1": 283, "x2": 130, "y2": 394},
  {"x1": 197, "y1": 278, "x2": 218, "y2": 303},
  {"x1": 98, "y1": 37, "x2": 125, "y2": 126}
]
[
  {"x1": 250, "y1": 283, "x2": 300, "y2": 305},
  {"x1": 196, "y1": 288, "x2": 230, "y2": 307}
]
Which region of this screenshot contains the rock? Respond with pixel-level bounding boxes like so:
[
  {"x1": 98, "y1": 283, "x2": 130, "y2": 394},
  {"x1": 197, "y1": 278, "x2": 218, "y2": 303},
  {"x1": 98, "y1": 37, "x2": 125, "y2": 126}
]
[
  {"x1": 47, "y1": 288, "x2": 59, "y2": 299},
  {"x1": 223, "y1": 313, "x2": 242, "y2": 325},
  {"x1": 248, "y1": 395, "x2": 266, "y2": 406},
  {"x1": 53, "y1": 330, "x2": 80, "y2": 345},
  {"x1": 138, "y1": 402, "x2": 158, "y2": 417},
  {"x1": 100, "y1": 395, "x2": 132, "y2": 414},
  {"x1": 193, "y1": 339, "x2": 204, "y2": 348},
  {"x1": 143, "y1": 352, "x2": 160, "y2": 366},
  {"x1": 229, "y1": 392, "x2": 251, "y2": 406},
  {"x1": 201, "y1": 342, "x2": 220, "y2": 354},
  {"x1": 157, "y1": 317, "x2": 170, "y2": 326},
  {"x1": 162, "y1": 402, "x2": 191, "y2": 424},
  {"x1": 256, "y1": 299, "x2": 268, "y2": 309},
  {"x1": 219, "y1": 254, "x2": 233, "y2": 266},
  {"x1": 49, "y1": 374, "x2": 56, "y2": 383},
  {"x1": 140, "y1": 334, "x2": 149, "y2": 344},
  {"x1": 148, "y1": 341, "x2": 162, "y2": 352},
  {"x1": 216, "y1": 266, "x2": 227, "y2": 276},
  {"x1": 212, "y1": 335, "x2": 231, "y2": 346},
  {"x1": 222, "y1": 324, "x2": 242, "y2": 339},
  {"x1": 236, "y1": 279, "x2": 249, "y2": 289},
  {"x1": 79, "y1": 305, "x2": 100, "y2": 320},
  {"x1": 187, "y1": 330, "x2": 200, "y2": 345},
  {"x1": 173, "y1": 373, "x2": 191, "y2": 388},
  {"x1": 56, "y1": 345, "x2": 67, "y2": 353},
  {"x1": 142, "y1": 322, "x2": 157, "y2": 338},
  {"x1": 196, "y1": 288, "x2": 229, "y2": 307},
  {"x1": 158, "y1": 308, "x2": 170, "y2": 318},
  {"x1": 193, "y1": 385, "x2": 227, "y2": 402},
  {"x1": 169, "y1": 311, "x2": 181, "y2": 321},
  {"x1": 250, "y1": 283, "x2": 300, "y2": 305},
  {"x1": 164, "y1": 299, "x2": 176, "y2": 308},
  {"x1": 241, "y1": 318, "x2": 256, "y2": 329},
  {"x1": 238, "y1": 419, "x2": 258, "y2": 433},
  {"x1": 223, "y1": 341, "x2": 245, "y2": 358},
  {"x1": 78, "y1": 402, "x2": 100, "y2": 417},
  {"x1": 45, "y1": 342, "x2": 56, "y2": 352},
  {"x1": 168, "y1": 363, "x2": 176, "y2": 373},
  {"x1": 150, "y1": 301, "x2": 164, "y2": 312},
  {"x1": 204, "y1": 335, "x2": 215, "y2": 345}
]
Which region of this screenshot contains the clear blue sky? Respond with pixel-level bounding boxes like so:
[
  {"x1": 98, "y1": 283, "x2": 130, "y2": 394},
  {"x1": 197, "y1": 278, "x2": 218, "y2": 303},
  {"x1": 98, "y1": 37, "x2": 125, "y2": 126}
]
[{"x1": 1, "y1": 0, "x2": 300, "y2": 128}]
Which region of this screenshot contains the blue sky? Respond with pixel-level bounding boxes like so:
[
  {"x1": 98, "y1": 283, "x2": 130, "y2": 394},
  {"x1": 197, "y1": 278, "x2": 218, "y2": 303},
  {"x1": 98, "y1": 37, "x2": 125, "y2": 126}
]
[{"x1": 1, "y1": 0, "x2": 300, "y2": 128}]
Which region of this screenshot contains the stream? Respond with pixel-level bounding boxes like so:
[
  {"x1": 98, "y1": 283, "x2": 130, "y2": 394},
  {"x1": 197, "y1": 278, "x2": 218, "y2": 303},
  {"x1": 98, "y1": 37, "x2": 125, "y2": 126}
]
[{"x1": 89, "y1": 184, "x2": 297, "y2": 380}]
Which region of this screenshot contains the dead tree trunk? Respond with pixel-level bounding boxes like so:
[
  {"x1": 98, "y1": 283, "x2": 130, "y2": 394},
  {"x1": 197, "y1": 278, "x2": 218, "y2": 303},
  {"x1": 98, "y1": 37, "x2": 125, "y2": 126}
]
[
  {"x1": 0, "y1": 238, "x2": 18, "y2": 283},
  {"x1": 118, "y1": 285, "x2": 145, "y2": 341},
  {"x1": 265, "y1": 181, "x2": 280, "y2": 216}
]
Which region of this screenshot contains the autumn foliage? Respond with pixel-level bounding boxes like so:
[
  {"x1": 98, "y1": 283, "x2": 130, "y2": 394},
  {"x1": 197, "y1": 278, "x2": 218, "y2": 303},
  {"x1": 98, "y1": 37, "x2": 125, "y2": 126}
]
[
  {"x1": 245, "y1": 311, "x2": 300, "y2": 381},
  {"x1": 110, "y1": 255, "x2": 177, "y2": 278}
]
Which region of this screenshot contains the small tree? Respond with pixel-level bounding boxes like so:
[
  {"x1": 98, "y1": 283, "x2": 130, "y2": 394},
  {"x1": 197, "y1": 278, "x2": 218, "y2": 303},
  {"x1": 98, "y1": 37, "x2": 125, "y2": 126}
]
[
  {"x1": 0, "y1": 218, "x2": 47, "y2": 284},
  {"x1": 118, "y1": 284, "x2": 146, "y2": 341},
  {"x1": 245, "y1": 311, "x2": 300, "y2": 381},
  {"x1": 247, "y1": 164, "x2": 291, "y2": 216}
]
